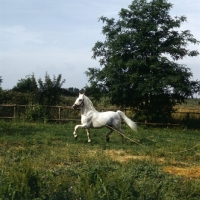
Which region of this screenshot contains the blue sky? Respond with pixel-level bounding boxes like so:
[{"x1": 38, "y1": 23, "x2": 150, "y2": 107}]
[{"x1": 0, "y1": 0, "x2": 200, "y2": 90}]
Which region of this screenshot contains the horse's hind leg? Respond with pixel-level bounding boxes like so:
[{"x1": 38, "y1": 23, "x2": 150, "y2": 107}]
[
  {"x1": 106, "y1": 126, "x2": 113, "y2": 142},
  {"x1": 114, "y1": 124, "x2": 124, "y2": 143}
]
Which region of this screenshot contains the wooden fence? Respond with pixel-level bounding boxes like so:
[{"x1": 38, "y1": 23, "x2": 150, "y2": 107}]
[
  {"x1": 0, "y1": 104, "x2": 79, "y2": 122},
  {"x1": 0, "y1": 104, "x2": 200, "y2": 128}
]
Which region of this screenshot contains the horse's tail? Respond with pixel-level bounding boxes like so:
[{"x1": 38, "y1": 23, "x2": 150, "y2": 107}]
[{"x1": 117, "y1": 110, "x2": 137, "y2": 132}]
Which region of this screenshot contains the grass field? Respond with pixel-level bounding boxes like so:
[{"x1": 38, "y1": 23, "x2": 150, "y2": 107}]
[
  {"x1": 176, "y1": 98, "x2": 200, "y2": 111},
  {"x1": 1, "y1": 120, "x2": 200, "y2": 199}
]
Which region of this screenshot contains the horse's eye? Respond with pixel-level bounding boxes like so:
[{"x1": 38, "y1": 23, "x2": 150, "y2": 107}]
[{"x1": 79, "y1": 99, "x2": 82, "y2": 102}]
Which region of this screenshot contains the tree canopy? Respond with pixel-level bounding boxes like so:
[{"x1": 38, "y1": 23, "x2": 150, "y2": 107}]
[
  {"x1": 86, "y1": 0, "x2": 200, "y2": 122},
  {"x1": 12, "y1": 74, "x2": 38, "y2": 93},
  {"x1": 10, "y1": 73, "x2": 66, "y2": 105},
  {"x1": 38, "y1": 73, "x2": 66, "y2": 105}
]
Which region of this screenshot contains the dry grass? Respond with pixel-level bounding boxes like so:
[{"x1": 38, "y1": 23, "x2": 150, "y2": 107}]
[
  {"x1": 163, "y1": 166, "x2": 200, "y2": 178},
  {"x1": 104, "y1": 149, "x2": 150, "y2": 163}
]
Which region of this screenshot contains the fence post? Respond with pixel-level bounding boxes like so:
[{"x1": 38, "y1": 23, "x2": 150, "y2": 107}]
[
  {"x1": 14, "y1": 105, "x2": 16, "y2": 118},
  {"x1": 58, "y1": 107, "x2": 61, "y2": 120}
]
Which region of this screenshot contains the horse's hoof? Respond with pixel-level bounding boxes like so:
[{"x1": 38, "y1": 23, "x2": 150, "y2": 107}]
[{"x1": 74, "y1": 136, "x2": 78, "y2": 140}]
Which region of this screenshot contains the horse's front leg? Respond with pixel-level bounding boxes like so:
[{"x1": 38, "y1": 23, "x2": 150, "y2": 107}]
[
  {"x1": 73, "y1": 124, "x2": 91, "y2": 142},
  {"x1": 73, "y1": 124, "x2": 87, "y2": 140},
  {"x1": 86, "y1": 129, "x2": 91, "y2": 143},
  {"x1": 73, "y1": 125, "x2": 79, "y2": 139}
]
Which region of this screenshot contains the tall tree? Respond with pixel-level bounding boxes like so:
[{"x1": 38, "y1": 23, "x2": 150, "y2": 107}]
[
  {"x1": 38, "y1": 73, "x2": 65, "y2": 105},
  {"x1": 86, "y1": 0, "x2": 200, "y2": 122}
]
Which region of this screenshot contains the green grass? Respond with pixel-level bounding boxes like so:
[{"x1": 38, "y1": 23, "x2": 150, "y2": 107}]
[{"x1": 1, "y1": 120, "x2": 200, "y2": 199}]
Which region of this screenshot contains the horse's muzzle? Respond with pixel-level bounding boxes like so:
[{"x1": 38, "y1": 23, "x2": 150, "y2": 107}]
[
  {"x1": 72, "y1": 101, "x2": 84, "y2": 109},
  {"x1": 72, "y1": 104, "x2": 78, "y2": 109}
]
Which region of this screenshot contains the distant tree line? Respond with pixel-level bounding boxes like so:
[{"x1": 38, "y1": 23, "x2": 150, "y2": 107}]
[{"x1": 0, "y1": 73, "x2": 81, "y2": 106}]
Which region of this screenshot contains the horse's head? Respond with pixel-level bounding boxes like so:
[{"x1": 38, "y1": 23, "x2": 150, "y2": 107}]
[{"x1": 72, "y1": 93, "x2": 84, "y2": 109}]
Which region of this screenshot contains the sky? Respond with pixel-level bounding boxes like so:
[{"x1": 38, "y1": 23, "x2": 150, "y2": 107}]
[{"x1": 0, "y1": 0, "x2": 200, "y2": 90}]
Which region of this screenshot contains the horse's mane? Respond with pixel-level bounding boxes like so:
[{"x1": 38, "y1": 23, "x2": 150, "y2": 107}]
[{"x1": 84, "y1": 95, "x2": 96, "y2": 111}]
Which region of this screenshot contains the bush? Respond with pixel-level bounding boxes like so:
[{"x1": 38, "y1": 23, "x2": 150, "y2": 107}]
[{"x1": 24, "y1": 104, "x2": 47, "y2": 122}]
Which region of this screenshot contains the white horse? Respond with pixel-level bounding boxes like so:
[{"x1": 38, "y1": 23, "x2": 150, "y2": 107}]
[{"x1": 72, "y1": 93, "x2": 137, "y2": 142}]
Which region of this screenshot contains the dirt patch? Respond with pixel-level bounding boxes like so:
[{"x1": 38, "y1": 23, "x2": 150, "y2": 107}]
[
  {"x1": 87, "y1": 149, "x2": 151, "y2": 163},
  {"x1": 163, "y1": 166, "x2": 200, "y2": 178},
  {"x1": 87, "y1": 149, "x2": 166, "y2": 163},
  {"x1": 104, "y1": 150, "x2": 151, "y2": 163}
]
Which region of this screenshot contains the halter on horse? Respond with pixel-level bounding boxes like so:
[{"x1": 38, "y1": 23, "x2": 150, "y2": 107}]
[{"x1": 72, "y1": 93, "x2": 137, "y2": 142}]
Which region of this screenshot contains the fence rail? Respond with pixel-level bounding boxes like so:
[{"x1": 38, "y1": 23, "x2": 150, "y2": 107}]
[{"x1": 0, "y1": 104, "x2": 200, "y2": 128}]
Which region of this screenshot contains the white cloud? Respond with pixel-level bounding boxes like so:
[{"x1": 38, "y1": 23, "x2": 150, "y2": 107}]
[{"x1": 0, "y1": 25, "x2": 44, "y2": 51}]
